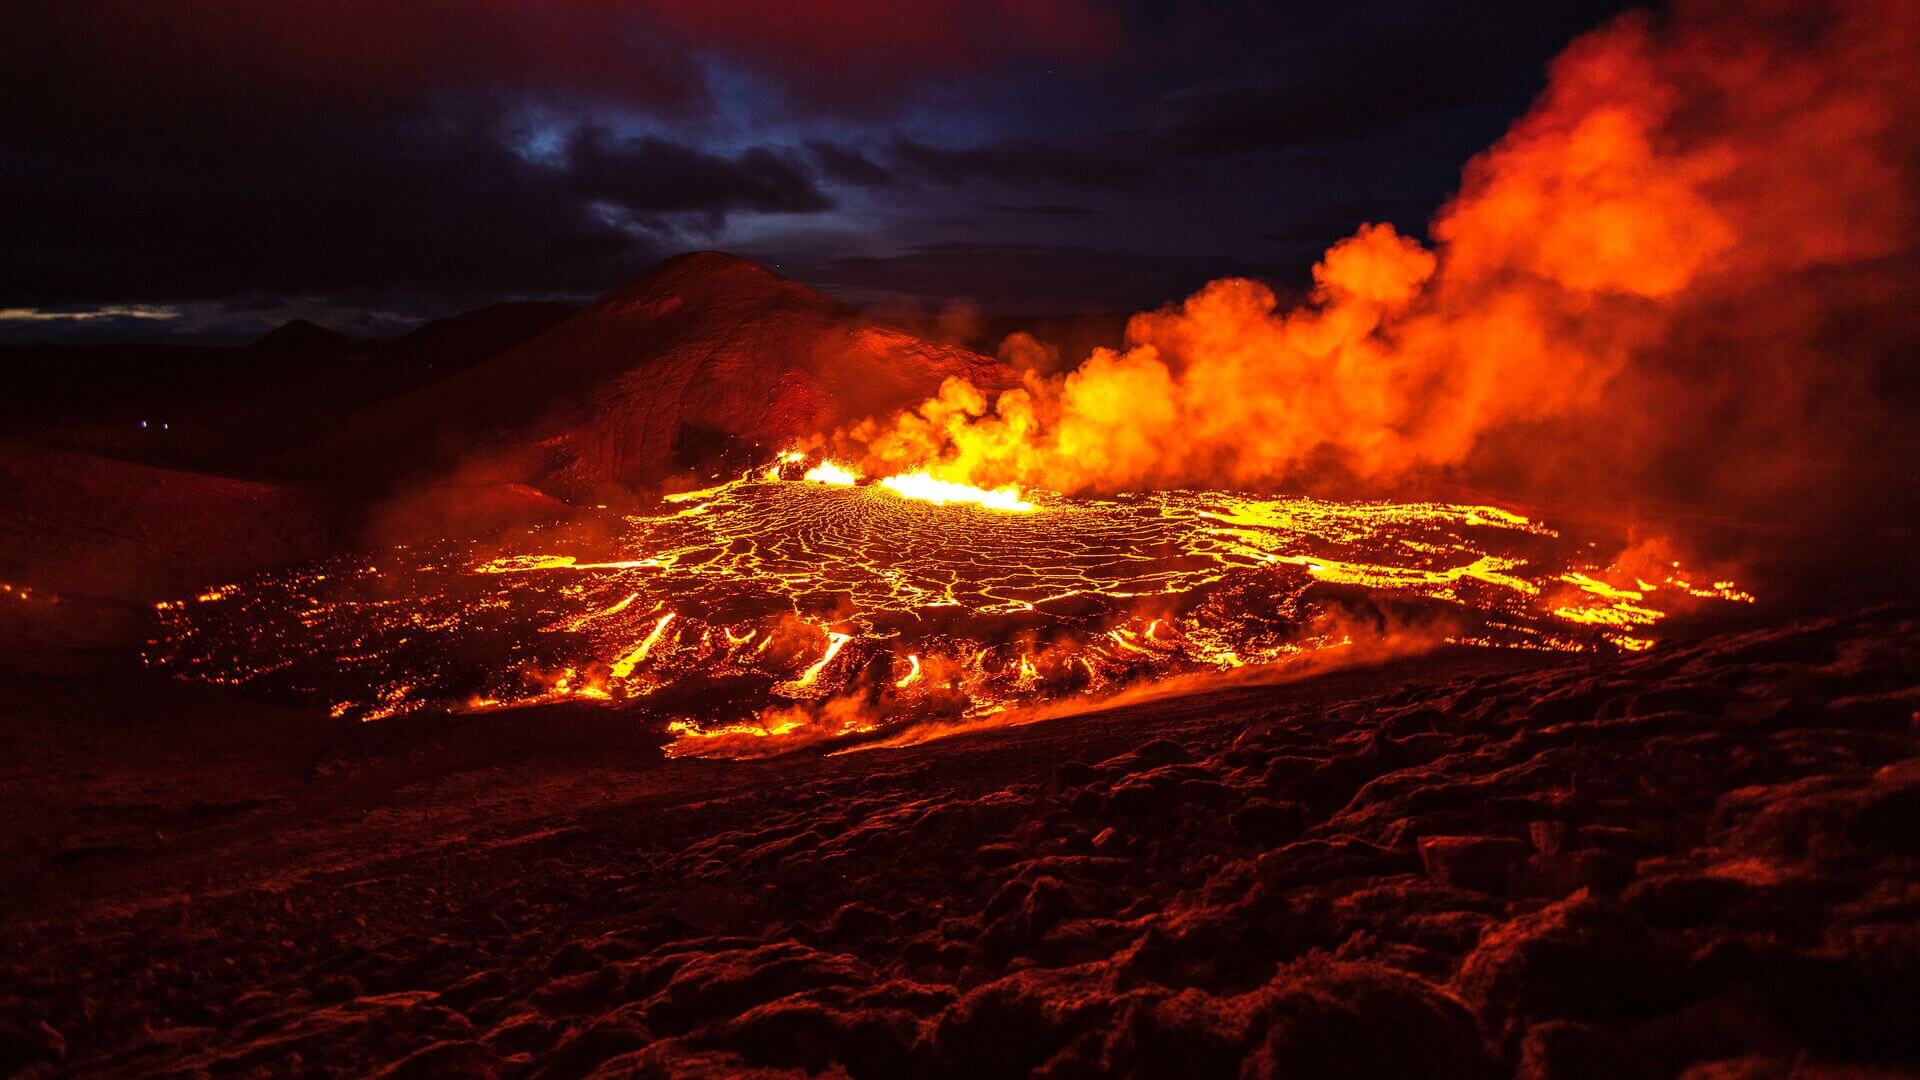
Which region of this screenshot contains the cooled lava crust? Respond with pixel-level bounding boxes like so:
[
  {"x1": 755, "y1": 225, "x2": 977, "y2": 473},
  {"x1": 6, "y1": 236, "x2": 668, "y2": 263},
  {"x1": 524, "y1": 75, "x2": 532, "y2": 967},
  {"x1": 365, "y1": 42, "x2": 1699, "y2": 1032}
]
[{"x1": 3, "y1": 607, "x2": 1917, "y2": 1077}]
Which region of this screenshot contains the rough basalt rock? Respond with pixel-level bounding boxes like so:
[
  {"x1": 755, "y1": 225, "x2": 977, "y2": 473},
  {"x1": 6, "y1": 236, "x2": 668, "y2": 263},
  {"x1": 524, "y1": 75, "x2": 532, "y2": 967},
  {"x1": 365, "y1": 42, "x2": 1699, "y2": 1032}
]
[{"x1": 3, "y1": 608, "x2": 1916, "y2": 1075}]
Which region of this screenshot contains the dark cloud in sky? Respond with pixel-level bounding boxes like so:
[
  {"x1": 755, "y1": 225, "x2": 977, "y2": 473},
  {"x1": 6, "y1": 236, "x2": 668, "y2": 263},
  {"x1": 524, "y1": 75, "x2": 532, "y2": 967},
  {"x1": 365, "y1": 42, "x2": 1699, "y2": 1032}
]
[
  {"x1": 639, "y1": 0, "x2": 1124, "y2": 107},
  {"x1": 1142, "y1": 6, "x2": 1628, "y2": 156},
  {"x1": 1253, "y1": 198, "x2": 1432, "y2": 247},
  {"x1": 0, "y1": 121, "x2": 831, "y2": 305},
  {"x1": 884, "y1": 135, "x2": 1157, "y2": 192},
  {"x1": 4, "y1": 2, "x2": 701, "y2": 144},
  {"x1": 986, "y1": 204, "x2": 1103, "y2": 217},
  {"x1": 2, "y1": 0, "x2": 1637, "y2": 339},
  {"x1": 805, "y1": 141, "x2": 894, "y2": 188}
]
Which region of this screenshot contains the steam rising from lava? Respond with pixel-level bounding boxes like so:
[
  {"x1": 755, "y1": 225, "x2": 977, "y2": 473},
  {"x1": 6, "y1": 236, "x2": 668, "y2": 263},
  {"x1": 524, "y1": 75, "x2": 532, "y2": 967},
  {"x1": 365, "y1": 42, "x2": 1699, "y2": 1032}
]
[{"x1": 846, "y1": 0, "x2": 1919, "y2": 512}]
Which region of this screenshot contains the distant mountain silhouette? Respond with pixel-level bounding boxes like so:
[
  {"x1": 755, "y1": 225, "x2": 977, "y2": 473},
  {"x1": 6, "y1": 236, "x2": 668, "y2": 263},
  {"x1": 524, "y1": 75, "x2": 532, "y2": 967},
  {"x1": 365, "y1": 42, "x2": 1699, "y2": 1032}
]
[
  {"x1": 380, "y1": 302, "x2": 580, "y2": 382},
  {"x1": 247, "y1": 318, "x2": 360, "y2": 360},
  {"x1": 0, "y1": 303, "x2": 579, "y2": 472}
]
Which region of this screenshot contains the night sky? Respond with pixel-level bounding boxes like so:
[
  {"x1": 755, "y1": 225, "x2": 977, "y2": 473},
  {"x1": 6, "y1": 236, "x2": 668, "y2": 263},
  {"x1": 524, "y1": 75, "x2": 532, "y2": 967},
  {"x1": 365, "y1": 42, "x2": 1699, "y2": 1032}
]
[{"x1": 4, "y1": 1, "x2": 1633, "y2": 343}]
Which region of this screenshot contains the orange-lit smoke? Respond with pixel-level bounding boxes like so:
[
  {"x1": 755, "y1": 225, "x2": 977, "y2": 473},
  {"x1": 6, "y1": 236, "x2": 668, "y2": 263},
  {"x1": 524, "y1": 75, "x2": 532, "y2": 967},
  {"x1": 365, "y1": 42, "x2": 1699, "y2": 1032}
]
[{"x1": 847, "y1": 0, "x2": 1919, "y2": 511}]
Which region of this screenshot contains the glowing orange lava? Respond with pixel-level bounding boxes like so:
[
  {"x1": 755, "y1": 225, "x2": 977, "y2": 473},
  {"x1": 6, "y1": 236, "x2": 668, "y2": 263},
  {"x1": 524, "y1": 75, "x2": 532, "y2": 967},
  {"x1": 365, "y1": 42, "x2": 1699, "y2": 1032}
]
[{"x1": 147, "y1": 453, "x2": 1749, "y2": 755}]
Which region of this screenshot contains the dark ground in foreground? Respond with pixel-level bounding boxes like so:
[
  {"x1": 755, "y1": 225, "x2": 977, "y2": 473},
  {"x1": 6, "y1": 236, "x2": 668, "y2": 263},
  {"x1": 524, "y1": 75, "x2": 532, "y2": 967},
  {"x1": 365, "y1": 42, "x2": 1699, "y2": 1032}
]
[{"x1": 2, "y1": 608, "x2": 1918, "y2": 1078}]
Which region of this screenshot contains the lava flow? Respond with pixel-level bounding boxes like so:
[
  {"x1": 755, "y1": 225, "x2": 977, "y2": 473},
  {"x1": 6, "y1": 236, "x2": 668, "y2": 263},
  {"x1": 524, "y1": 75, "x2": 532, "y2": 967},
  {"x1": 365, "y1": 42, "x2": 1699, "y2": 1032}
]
[{"x1": 146, "y1": 454, "x2": 1749, "y2": 756}]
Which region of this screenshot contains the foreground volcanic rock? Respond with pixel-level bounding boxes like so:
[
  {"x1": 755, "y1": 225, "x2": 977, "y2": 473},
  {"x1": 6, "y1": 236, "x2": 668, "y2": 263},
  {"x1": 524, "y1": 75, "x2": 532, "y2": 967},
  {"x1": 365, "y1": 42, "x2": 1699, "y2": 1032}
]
[
  {"x1": 307, "y1": 253, "x2": 1010, "y2": 502},
  {"x1": 3, "y1": 608, "x2": 1917, "y2": 1076}
]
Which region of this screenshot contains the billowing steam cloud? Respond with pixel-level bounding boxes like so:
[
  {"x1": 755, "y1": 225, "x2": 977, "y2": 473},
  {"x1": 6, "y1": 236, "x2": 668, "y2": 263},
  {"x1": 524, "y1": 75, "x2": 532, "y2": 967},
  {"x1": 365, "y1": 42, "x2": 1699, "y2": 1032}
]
[{"x1": 845, "y1": 0, "x2": 1919, "y2": 517}]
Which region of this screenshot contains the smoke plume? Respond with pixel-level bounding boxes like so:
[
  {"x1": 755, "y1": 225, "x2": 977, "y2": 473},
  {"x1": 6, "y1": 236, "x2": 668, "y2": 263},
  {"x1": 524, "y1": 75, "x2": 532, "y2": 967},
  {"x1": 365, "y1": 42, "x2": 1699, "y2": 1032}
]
[{"x1": 845, "y1": 0, "x2": 1920, "y2": 529}]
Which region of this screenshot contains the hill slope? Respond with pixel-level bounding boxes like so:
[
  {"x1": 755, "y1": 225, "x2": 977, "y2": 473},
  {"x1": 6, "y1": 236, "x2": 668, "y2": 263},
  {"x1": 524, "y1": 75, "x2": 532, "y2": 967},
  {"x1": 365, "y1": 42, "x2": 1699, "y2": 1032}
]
[{"x1": 304, "y1": 253, "x2": 1010, "y2": 500}]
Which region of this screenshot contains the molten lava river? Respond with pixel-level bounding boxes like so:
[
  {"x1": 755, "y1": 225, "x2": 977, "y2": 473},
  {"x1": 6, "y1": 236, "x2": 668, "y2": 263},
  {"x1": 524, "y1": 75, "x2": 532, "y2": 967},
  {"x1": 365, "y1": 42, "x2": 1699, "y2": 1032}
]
[{"x1": 147, "y1": 457, "x2": 1749, "y2": 756}]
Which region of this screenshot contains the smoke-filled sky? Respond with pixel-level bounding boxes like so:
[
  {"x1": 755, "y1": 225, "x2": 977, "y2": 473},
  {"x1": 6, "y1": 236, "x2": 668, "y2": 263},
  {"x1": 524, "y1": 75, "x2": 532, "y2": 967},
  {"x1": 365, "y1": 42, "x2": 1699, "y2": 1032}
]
[{"x1": 2, "y1": 0, "x2": 1633, "y2": 342}]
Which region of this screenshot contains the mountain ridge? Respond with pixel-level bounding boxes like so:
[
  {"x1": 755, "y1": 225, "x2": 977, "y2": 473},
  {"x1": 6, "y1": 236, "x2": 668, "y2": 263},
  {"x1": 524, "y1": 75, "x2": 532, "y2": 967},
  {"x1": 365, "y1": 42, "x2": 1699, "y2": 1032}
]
[{"x1": 297, "y1": 251, "x2": 1011, "y2": 502}]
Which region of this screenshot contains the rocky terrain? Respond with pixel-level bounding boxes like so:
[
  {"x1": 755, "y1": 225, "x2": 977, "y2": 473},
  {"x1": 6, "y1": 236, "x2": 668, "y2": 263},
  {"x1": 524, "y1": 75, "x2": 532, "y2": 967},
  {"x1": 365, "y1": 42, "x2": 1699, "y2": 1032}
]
[
  {"x1": 2, "y1": 250, "x2": 1915, "y2": 1076},
  {"x1": 0, "y1": 254, "x2": 1012, "y2": 659},
  {"x1": 3, "y1": 607, "x2": 1916, "y2": 1077},
  {"x1": 0, "y1": 441, "x2": 331, "y2": 653}
]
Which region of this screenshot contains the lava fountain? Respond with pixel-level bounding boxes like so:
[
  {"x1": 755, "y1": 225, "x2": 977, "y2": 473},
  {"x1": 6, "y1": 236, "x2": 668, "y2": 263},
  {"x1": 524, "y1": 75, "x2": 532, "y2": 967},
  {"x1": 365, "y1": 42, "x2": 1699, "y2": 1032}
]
[{"x1": 147, "y1": 454, "x2": 1748, "y2": 756}]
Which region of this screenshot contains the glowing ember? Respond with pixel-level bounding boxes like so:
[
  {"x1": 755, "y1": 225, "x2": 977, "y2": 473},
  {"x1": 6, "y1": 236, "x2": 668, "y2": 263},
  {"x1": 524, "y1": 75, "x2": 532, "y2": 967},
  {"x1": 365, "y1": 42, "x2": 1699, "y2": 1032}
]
[{"x1": 147, "y1": 454, "x2": 1748, "y2": 754}]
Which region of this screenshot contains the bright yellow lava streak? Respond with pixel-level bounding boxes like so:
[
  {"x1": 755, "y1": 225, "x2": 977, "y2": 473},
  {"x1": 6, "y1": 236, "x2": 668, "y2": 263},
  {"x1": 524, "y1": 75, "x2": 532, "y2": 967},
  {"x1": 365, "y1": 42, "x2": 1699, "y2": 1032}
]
[
  {"x1": 795, "y1": 632, "x2": 851, "y2": 687},
  {"x1": 878, "y1": 471, "x2": 1035, "y2": 512},
  {"x1": 565, "y1": 591, "x2": 639, "y2": 631},
  {"x1": 478, "y1": 555, "x2": 659, "y2": 573},
  {"x1": 894, "y1": 653, "x2": 922, "y2": 687},
  {"x1": 610, "y1": 612, "x2": 676, "y2": 679}
]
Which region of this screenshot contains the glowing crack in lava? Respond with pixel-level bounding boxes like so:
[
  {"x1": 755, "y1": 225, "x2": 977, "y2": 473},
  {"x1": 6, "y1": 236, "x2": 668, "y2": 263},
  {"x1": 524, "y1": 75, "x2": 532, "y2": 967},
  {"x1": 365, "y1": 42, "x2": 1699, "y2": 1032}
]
[{"x1": 147, "y1": 457, "x2": 1750, "y2": 755}]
